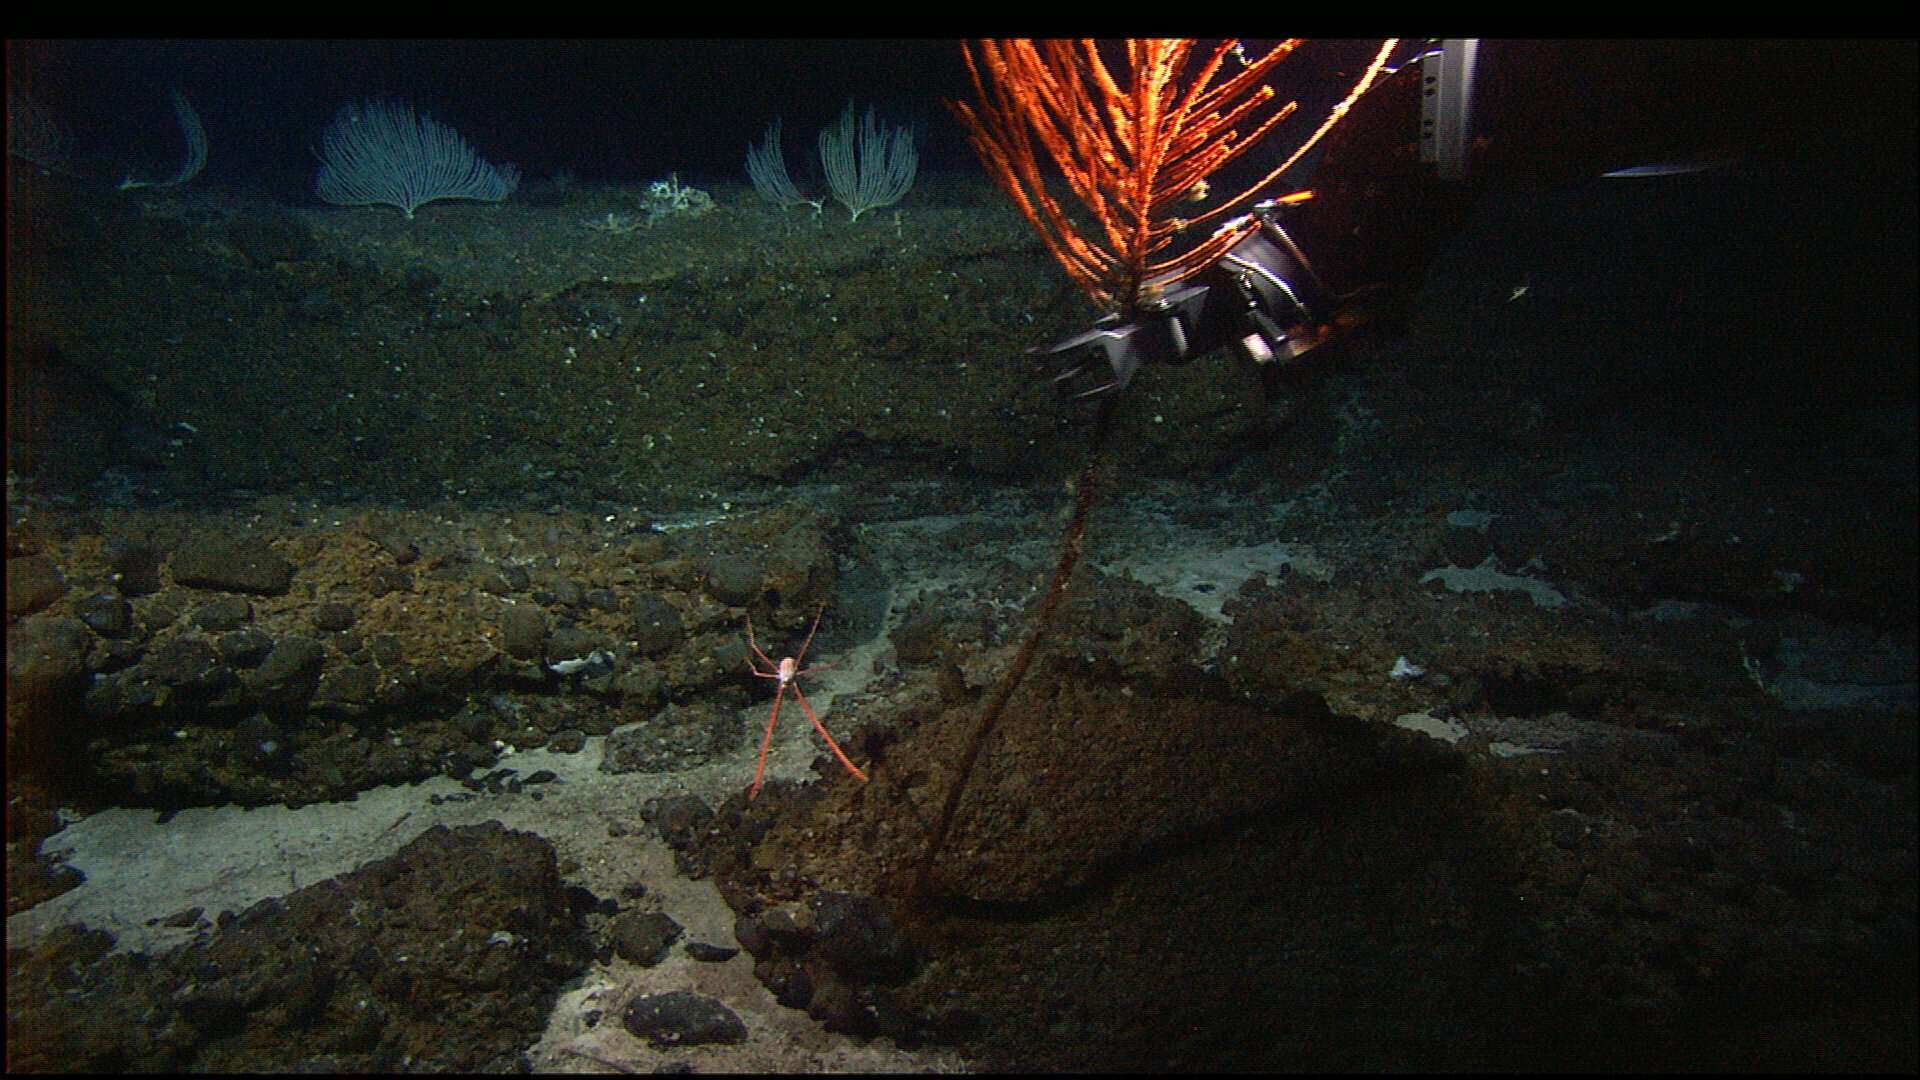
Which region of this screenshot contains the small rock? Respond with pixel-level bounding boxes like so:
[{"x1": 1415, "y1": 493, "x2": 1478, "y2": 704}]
[
  {"x1": 368, "y1": 565, "x2": 413, "y2": 596},
  {"x1": 170, "y1": 535, "x2": 294, "y2": 596},
  {"x1": 233, "y1": 713, "x2": 287, "y2": 769},
  {"x1": 611, "y1": 910, "x2": 683, "y2": 966},
  {"x1": 703, "y1": 555, "x2": 763, "y2": 605},
  {"x1": 217, "y1": 628, "x2": 275, "y2": 667},
  {"x1": 761, "y1": 958, "x2": 813, "y2": 1008},
  {"x1": 191, "y1": 596, "x2": 253, "y2": 632},
  {"x1": 5, "y1": 555, "x2": 67, "y2": 618},
  {"x1": 498, "y1": 605, "x2": 547, "y2": 661},
  {"x1": 246, "y1": 636, "x2": 326, "y2": 705},
  {"x1": 103, "y1": 537, "x2": 163, "y2": 596},
  {"x1": 314, "y1": 663, "x2": 379, "y2": 714},
  {"x1": 76, "y1": 592, "x2": 133, "y2": 638},
  {"x1": 640, "y1": 793, "x2": 714, "y2": 840},
  {"x1": 158, "y1": 905, "x2": 205, "y2": 928},
  {"x1": 685, "y1": 940, "x2": 740, "y2": 963},
  {"x1": 7, "y1": 615, "x2": 92, "y2": 703},
  {"x1": 543, "y1": 578, "x2": 585, "y2": 608},
  {"x1": 622, "y1": 990, "x2": 747, "y2": 1046},
  {"x1": 601, "y1": 705, "x2": 737, "y2": 774},
  {"x1": 733, "y1": 913, "x2": 771, "y2": 959},
  {"x1": 312, "y1": 601, "x2": 356, "y2": 632},
  {"x1": 545, "y1": 625, "x2": 607, "y2": 668},
  {"x1": 810, "y1": 891, "x2": 915, "y2": 984},
  {"x1": 628, "y1": 593, "x2": 685, "y2": 656},
  {"x1": 143, "y1": 635, "x2": 232, "y2": 694}
]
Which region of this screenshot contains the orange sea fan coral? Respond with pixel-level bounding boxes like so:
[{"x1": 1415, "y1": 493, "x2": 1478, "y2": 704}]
[{"x1": 952, "y1": 38, "x2": 1396, "y2": 314}]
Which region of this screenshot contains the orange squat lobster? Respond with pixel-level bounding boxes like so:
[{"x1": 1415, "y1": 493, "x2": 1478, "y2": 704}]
[{"x1": 744, "y1": 606, "x2": 868, "y2": 800}]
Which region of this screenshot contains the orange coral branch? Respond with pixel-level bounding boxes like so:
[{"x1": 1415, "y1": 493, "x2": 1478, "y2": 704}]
[{"x1": 952, "y1": 38, "x2": 1397, "y2": 315}]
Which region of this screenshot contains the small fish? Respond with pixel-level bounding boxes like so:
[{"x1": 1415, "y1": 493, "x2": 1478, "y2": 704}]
[{"x1": 1601, "y1": 156, "x2": 1735, "y2": 179}]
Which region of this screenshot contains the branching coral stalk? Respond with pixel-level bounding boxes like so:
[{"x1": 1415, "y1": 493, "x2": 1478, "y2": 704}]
[{"x1": 916, "y1": 39, "x2": 1398, "y2": 905}]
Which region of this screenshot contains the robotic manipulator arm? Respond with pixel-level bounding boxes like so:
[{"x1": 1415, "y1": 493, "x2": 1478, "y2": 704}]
[
  {"x1": 1042, "y1": 195, "x2": 1351, "y2": 400},
  {"x1": 1041, "y1": 40, "x2": 1483, "y2": 400},
  {"x1": 1040, "y1": 37, "x2": 1851, "y2": 399}
]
